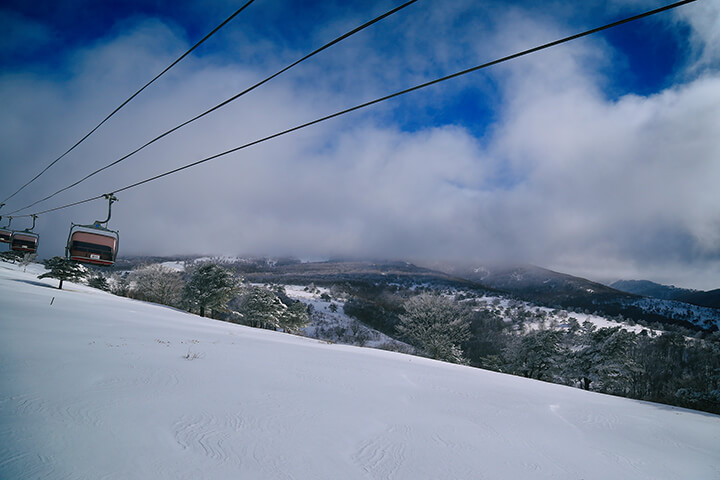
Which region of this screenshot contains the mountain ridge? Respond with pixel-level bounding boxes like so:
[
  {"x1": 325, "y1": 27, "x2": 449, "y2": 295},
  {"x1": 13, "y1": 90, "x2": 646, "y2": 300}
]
[
  {"x1": 611, "y1": 279, "x2": 720, "y2": 310},
  {"x1": 113, "y1": 256, "x2": 720, "y2": 330}
]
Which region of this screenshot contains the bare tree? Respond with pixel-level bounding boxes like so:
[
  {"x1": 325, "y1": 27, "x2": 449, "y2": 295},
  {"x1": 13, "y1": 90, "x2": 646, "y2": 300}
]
[
  {"x1": 132, "y1": 264, "x2": 184, "y2": 307},
  {"x1": 397, "y1": 293, "x2": 471, "y2": 364}
]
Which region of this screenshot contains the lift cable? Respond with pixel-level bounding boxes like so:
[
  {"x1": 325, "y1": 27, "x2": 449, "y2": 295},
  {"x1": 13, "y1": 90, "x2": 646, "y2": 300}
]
[
  {"x1": 10, "y1": 0, "x2": 698, "y2": 219},
  {"x1": 5, "y1": 0, "x2": 419, "y2": 217},
  {"x1": 0, "y1": 0, "x2": 257, "y2": 206}
]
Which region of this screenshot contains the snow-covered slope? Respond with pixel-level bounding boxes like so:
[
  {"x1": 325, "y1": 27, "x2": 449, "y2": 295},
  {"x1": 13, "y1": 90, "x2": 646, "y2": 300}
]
[{"x1": 1, "y1": 263, "x2": 719, "y2": 480}]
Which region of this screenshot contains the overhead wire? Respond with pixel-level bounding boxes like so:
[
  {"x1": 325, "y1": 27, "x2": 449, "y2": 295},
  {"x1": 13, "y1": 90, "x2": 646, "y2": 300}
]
[
  {"x1": 0, "y1": 0, "x2": 257, "y2": 206},
  {"x1": 5, "y1": 0, "x2": 419, "y2": 217},
  {"x1": 10, "y1": 0, "x2": 698, "y2": 220}
]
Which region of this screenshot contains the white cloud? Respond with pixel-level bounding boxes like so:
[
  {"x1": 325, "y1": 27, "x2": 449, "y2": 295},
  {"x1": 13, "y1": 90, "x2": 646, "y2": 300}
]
[
  {"x1": 466, "y1": 8, "x2": 720, "y2": 288},
  {"x1": 673, "y1": 0, "x2": 720, "y2": 72},
  {"x1": 1, "y1": 2, "x2": 719, "y2": 290}
]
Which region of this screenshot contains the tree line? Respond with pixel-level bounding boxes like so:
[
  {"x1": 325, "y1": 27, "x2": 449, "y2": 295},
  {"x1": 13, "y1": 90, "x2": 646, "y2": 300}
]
[
  {"x1": 394, "y1": 293, "x2": 720, "y2": 414},
  {"x1": 35, "y1": 257, "x2": 310, "y2": 334},
  {"x1": 342, "y1": 285, "x2": 720, "y2": 415}
]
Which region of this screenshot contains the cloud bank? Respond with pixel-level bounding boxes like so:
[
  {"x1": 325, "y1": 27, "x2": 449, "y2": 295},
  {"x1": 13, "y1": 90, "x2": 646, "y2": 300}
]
[{"x1": 1, "y1": 1, "x2": 719, "y2": 289}]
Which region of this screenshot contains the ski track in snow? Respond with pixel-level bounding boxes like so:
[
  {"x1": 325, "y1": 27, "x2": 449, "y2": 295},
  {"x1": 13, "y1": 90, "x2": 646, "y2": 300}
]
[
  {"x1": 9, "y1": 362, "x2": 183, "y2": 429},
  {"x1": 173, "y1": 411, "x2": 246, "y2": 465},
  {"x1": 353, "y1": 424, "x2": 410, "y2": 479},
  {"x1": 581, "y1": 410, "x2": 620, "y2": 430}
]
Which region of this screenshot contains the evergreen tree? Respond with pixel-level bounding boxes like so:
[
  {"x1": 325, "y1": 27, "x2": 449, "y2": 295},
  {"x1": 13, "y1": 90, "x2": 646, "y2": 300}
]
[
  {"x1": 564, "y1": 321, "x2": 598, "y2": 390},
  {"x1": 280, "y1": 300, "x2": 310, "y2": 333},
  {"x1": 182, "y1": 263, "x2": 239, "y2": 317},
  {"x1": 567, "y1": 326, "x2": 639, "y2": 394},
  {"x1": 673, "y1": 333, "x2": 720, "y2": 411},
  {"x1": 593, "y1": 327, "x2": 639, "y2": 395},
  {"x1": 87, "y1": 274, "x2": 110, "y2": 291},
  {"x1": 396, "y1": 293, "x2": 471, "y2": 364},
  {"x1": 640, "y1": 332, "x2": 687, "y2": 402},
  {"x1": 234, "y1": 286, "x2": 287, "y2": 329},
  {"x1": 38, "y1": 256, "x2": 88, "y2": 290},
  {"x1": 504, "y1": 329, "x2": 564, "y2": 381}
]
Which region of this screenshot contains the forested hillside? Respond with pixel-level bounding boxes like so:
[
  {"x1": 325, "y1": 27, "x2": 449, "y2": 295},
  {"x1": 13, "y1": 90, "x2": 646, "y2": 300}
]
[{"x1": 22, "y1": 254, "x2": 717, "y2": 414}]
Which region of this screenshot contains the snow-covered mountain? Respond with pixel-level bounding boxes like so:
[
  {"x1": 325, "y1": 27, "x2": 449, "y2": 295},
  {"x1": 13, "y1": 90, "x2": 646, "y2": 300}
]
[
  {"x1": 1, "y1": 262, "x2": 719, "y2": 479},
  {"x1": 112, "y1": 256, "x2": 720, "y2": 330},
  {"x1": 446, "y1": 263, "x2": 720, "y2": 331},
  {"x1": 611, "y1": 279, "x2": 697, "y2": 300},
  {"x1": 612, "y1": 279, "x2": 720, "y2": 310}
]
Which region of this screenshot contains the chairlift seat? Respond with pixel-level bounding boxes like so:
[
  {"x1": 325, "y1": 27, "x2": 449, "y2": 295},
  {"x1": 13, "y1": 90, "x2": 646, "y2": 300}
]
[
  {"x1": 10, "y1": 232, "x2": 39, "y2": 253},
  {"x1": 0, "y1": 228, "x2": 11, "y2": 243},
  {"x1": 67, "y1": 229, "x2": 118, "y2": 266}
]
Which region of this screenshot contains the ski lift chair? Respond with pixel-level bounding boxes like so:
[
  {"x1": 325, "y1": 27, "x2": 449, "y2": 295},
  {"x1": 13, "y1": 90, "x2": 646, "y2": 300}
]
[
  {"x1": 66, "y1": 226, "x2": 119, "y2": 266},
  {"x1": 10, "y1": 215, "x2": 39, "y2": 254},
  {"x1": 0, "y1": 216, "x2": 12, "y2": 243},
  {"x1": 65, "y1": 194, "x2": 119, "y2": 267},
  {"x1": 10, "y1": 232, "x2": 39, "y2": 253}
]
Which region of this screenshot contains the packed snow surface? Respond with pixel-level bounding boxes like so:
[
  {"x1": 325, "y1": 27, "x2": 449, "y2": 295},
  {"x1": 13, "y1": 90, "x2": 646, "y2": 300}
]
[{"x1": 1, "y1": 263, "x2": 719, "y2": 479}]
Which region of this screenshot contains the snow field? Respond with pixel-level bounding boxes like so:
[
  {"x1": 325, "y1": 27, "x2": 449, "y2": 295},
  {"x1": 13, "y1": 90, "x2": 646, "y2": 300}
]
[{"x1": 1, "y1": 263, "x2": 719, "y2": 479}]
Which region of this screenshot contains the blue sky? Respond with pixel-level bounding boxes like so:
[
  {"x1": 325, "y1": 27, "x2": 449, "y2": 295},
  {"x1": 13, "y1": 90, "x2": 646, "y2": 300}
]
[{"x1": 1, "y1": 0, "x2": 719, "y2": 289}]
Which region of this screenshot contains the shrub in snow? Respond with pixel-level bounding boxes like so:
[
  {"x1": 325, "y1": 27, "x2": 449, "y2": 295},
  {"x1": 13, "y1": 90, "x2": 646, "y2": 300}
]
[
  {"x1": 110, "y1": 271, "x2": 131, "y2": 297},
  {"x1": 87, "y1": 274, "x2": 111, "y2": 291},
  {"x1": 182, "y1": 348, "x2": 204, "y2": 361},
  {"x1": 20, "y1": 253, "x2": 37, "y2": 271},
  {"x1": 0, "y1": 251, "x2": 23, "y2": 263}
]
